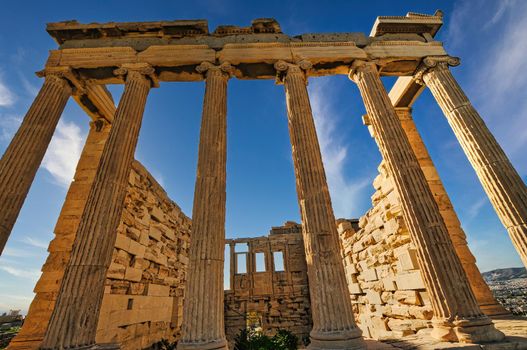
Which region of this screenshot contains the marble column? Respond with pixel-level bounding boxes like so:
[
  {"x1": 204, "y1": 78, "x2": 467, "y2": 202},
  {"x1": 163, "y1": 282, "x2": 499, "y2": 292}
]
[
  {"x1": 275, "y1": 60, "x2": 365, "y2": 350},
  {"x1": 0, "y1": 71, "x2": 71, "y2": 256},
  {"x1": 394, "y1": 107, "x2": 507, "y2": 317},
  {"x1": 421, "y1": 56, "x2": 527, "y2": 269},
  {"x1": 177, "y1": 62, "x2": 231, "y2": 350},
  {"x1": 40, "y1": 64, "x2": 153, "y2": 350},
  {"x1": 8, "y1": 119, "x2": 112, "y2": 350},
  {"x1": 350, "y1": 61, "x2": 504, "y2": 343}
]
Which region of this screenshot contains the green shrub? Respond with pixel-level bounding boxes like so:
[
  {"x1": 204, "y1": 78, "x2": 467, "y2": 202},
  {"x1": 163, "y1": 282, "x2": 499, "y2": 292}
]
[
  {"x1": 234, "y1": 328, "x2": 298, "y2": 350},
  {"x1": 271, "y1": 329, "x2": 298, "y2": 350}
]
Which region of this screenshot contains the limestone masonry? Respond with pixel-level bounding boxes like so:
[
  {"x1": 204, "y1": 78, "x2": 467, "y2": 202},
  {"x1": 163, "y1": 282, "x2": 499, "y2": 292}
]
[{"x1": 1, "y1": 11, "x2": 527, "y2": 350}]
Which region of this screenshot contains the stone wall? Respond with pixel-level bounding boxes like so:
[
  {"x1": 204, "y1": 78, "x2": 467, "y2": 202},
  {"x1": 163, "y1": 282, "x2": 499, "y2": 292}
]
[
  {"x1": 8, "y1": 120, "x2": 190, "y2": 350},
  {"x1": 224, "y1": 222, "x2": 312, "y2": 345},
  {"x1": 95, "y1": 161, "x2": 191, "y2": 349},
  {"x1": 339, "y1": 161, "x2": 434, "y2": 339}
]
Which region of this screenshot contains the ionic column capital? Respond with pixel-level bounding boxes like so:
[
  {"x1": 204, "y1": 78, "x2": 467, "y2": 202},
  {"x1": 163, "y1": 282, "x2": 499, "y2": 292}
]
[
  {"x1": 113, "y1": 63, "x2": 158, "y2": 87},
  {"x1": 36, "y1": 67, "x2": 76, "y2": 94},
  {"x1": 196, "y1": 61, "x2": 234, "y2": 79},
  {"x1": 274, "y1": 60, "x2": 313, "y2": 84},
  {"x1": 347, "y1": 60, "x2": 379, "y2": 83},
  {"x1": 414, "y1": 55, "x2": 460, "y2": 84}
]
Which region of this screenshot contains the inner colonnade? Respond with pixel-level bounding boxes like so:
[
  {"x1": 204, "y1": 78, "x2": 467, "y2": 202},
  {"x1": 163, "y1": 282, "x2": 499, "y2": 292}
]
[{"x1": 0, "y1": 12, "x2": 526, "y2": 350}]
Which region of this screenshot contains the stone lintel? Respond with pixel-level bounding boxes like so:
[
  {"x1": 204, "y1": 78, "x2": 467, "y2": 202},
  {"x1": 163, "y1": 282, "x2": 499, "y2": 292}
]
[
  {"x1": 388, "y1": 76, "x2": 426, "y2": 108},
  {"x1": 370, "y1": 11, "x2": 443, "y2": 38},
  {"x1": 43, "y1": 41, "x2": 446, "y2": 83}
]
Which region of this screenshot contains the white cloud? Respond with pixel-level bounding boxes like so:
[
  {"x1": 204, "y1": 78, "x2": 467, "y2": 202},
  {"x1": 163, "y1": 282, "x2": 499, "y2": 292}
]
[
  {"x1": 308, "y1": 79, "x2": 371, "y2": 218},
  {"x1": 42, "y1": 120, "x2": 85, "y2": 188},
  {"x1": 21, "y1": 236, "x2": 49, "y2": 250},
  {"x1": 19, "y1": 74, "x2": 39, "y2": 97},
  {"x1": 0, "y1": 263, "x2": 40, "y2": 282},
  {"x1": 2, "y1": 247, "x2": 34, "y2": 258},
  {"x1": 0, "y1": 114, "x2": 22, "y2": 141},
  {"x1": 465, "y1": 196, "x2": 488, "y2": 220},
  {"x1": 0, "y1": 75, "x2": 15, "y2": 107}
]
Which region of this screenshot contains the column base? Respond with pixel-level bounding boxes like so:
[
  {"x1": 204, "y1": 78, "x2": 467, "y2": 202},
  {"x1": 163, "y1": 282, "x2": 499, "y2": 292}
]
[
  {"x1": 431, "y1": 317, "x2": 505, "y2": 343},
  {"x1": 176, "y1": 338, "x2": 228, "y2": 350},
  {"x1": 307, "y1": 328, "x2": 366, "y2": 350},
  {"x1": 479, "y1": 302, "x2": 510, "y2": 317}
]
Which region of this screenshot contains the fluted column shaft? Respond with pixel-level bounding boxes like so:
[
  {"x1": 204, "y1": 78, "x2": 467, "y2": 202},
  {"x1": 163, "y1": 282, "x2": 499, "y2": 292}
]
[
  {"x1": 423, "y1": 60, "x2": 527, "y2": 269},
  {"x1": 351, "y1": 62, "x2": 503, "y2": 343},
  {"x1": 276, "y1": 61, "x2": 365, "y2": 350},
  {"x1": 394, "y1": 107, "x2": 506, "y2": 316},
  {"x1": 178, "y1": 62, "x2": 230, "y2": 350},
  {"x1": 0, "y1": 74, "x2": 71, "y2": 255},
  {"x1": 41, "y1": 66, "x2": 152, "y2": 350}
]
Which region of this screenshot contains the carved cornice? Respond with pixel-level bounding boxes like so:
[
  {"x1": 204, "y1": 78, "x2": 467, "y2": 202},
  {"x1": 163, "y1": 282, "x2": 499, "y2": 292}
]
[
  {"x1": 113, "y1": 63, "x2": 158, "y2": 87},
  {"x1": 413, "y1": 55, "x2": 460, "y2": 84},
  {"x1": 196, "y1": 61, "x2": 235, "y2": 78},
  {"x1": 369, "y1": 40, "x2": 442, "y2": 47}
]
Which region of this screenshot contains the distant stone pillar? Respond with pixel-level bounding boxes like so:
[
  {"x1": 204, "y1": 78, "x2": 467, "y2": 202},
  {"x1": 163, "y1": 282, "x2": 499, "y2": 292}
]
[
  {"x1": 177, "y1": 62, "x2": 231, "y2": 350},
  {"x1": 350, "y1": 61, "x2": 504, "y2": 343},
  {"x1": 420, "y1": 56, "x2": 527, "y2": 269},
  {"x1": 0, "y1": 70, "x2": 71, "y2": 256},
  {"x1": 229, "y1": 242, "x2": 235, "y2": 291},
  {"x1": 40, "y1": 64, "x2": 154, "y2": 350},
  {"x1": 393, "y1": 107, "x2": 507, "y2": 317},
  {"x1": 275, "y1": 60, "x2": 365, "y2": 350}
]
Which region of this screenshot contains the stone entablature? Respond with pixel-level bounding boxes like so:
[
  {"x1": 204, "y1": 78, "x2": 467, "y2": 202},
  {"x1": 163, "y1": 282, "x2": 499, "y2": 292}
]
[
  {"x1": 41, "y1": 12, "x2": 446, "y2": 93},
  {"x1": 224, "y1": 222, "x2": 312, "y2": 345}
]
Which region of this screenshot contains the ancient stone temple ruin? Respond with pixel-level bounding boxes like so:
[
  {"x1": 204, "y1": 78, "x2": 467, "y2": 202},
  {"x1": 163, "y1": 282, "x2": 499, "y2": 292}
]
[{"x1": 1, "y1": 10, "x2": 527, "y2": 350}]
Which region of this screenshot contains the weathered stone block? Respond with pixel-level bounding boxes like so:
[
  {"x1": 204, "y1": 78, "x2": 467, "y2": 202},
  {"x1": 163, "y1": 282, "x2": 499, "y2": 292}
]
[
  {"x1": 395, "y1": 271, "x2": 426, "y2": 290},
  {"x1": 363, "y1": 268, "x2": 378, "y2": 282},
  {"x1": 124, "y1": 267, "x2": 143, "y2": 282}
]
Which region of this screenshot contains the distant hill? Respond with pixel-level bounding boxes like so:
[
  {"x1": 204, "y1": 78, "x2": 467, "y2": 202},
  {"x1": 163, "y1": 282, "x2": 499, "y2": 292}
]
[{"x1": 482, "y1": 267, "x2": 527, "y2": 282}]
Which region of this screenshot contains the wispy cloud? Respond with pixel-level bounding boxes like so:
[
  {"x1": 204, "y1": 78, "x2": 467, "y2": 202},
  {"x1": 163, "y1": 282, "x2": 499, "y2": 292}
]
[
  {"x1": 0, "y1": 74, "x2": 16, "y2": 107},
  {"x1": 0, "y1": 263, "x2": 41, "y2": 281},
  {"x1": 42, "y1": 120, "x2": 85, "y2": 188},
  {"x1": 2, "y1": 247, "x2": 35, "y2": 258},
  {"x1": 0, "y1": 114, "x2": 22, "y2": 141},
  {"x1": 465, "y1": 196, "x2": 488, "y2": 220},
  {"x1": 19, "y1": 74, "x2": 40, "y2": 97},
  {"x1": 308, "y1": 78, "x2": 371, "y2": 218},
  {"x1": 21, "y1": 236, "x2": 49, "y2": 250}
]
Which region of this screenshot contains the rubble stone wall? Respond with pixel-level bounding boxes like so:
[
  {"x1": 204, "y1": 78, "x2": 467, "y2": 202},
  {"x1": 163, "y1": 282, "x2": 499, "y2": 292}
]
[
  {"x1": 339, "y1": 161, "x2": 434, "y2": 339},
  {"x1": 224, "y1": 222, "x2": 312, "y2": 345},
  {"x1": 95, "y1": 161, "x2": 191, "y2": 349}
]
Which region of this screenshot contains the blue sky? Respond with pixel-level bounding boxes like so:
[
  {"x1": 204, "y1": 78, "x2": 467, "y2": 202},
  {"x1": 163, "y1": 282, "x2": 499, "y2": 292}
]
[{"x1": 1, "y1": 0, "x2": 526, "y2": 314}]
